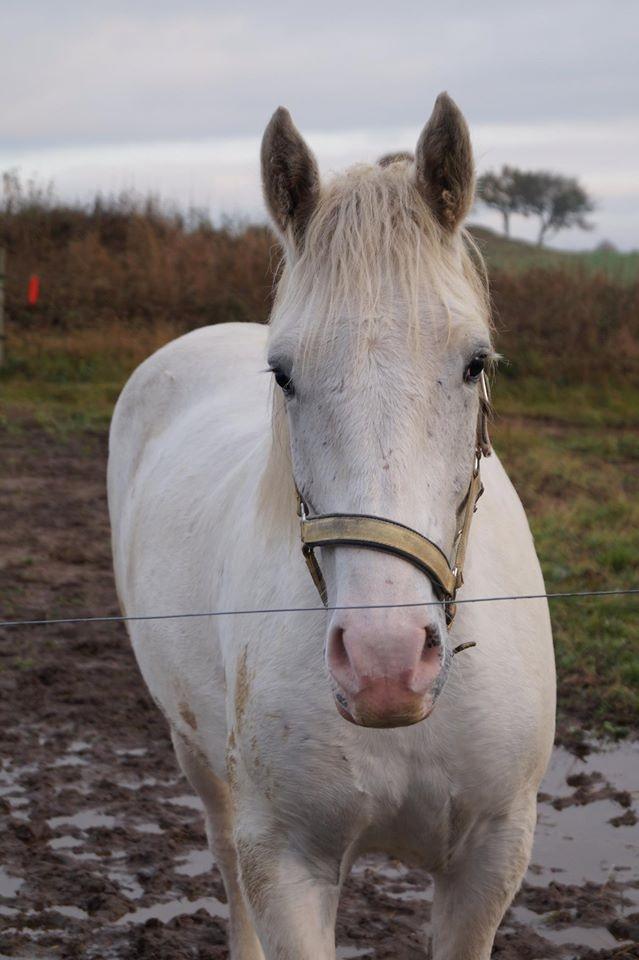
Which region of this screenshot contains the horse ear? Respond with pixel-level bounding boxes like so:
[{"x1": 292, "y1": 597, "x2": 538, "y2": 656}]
[
  {"x1": 261, "y1": 107, "x2": 320, "y2": 249},
  {"x1": 415, "y1": 93, "x2": 474, "y2": 231}
]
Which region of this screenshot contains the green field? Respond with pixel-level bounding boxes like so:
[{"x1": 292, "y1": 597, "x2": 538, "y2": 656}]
[{"x1": 470, "y1": 225, "x2": 639, "y2": 284}]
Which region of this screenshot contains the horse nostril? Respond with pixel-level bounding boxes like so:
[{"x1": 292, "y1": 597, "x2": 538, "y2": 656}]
[
  {"x1": 421, "y1": 624, "x2": 441, "y2": 660},
  {"x1": 328, "y1": 626, "x2": 350, "y2": 670}
]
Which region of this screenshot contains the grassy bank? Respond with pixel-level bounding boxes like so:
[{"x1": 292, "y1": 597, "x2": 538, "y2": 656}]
[{"x1": 472, "y1": 225, "x2": 639, "y2": 284}]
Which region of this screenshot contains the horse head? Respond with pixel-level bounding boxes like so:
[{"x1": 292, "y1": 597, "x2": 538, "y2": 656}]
[{"x1": 262, "y1": 94, "x2": 494, "y2": 728}]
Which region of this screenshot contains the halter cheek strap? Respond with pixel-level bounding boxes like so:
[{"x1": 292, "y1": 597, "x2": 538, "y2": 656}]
[{"x1": 295, "y1": 373, "x2": 491, "y2": 627}]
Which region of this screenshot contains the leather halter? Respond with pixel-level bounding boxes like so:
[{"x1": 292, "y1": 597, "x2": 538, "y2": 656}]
[{"x1": 296, "y1": 373, "x2": 491, "y2": 627}]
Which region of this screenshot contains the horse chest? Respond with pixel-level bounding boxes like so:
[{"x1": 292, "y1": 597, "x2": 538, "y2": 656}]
[{"x1": 235, "y1": 705, "x2": 457, "y2": 849}]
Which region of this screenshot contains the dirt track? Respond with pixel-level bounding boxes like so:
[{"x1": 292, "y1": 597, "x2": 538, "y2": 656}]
[{"x1": 0, "y1": 425, "x2": 637, "y2": 959}]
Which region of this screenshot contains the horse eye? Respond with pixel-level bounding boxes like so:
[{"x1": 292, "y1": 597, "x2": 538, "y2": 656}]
[
  {"x1": 464, "y1": 354, "x2": 486, "y2": 383},
  {"x1": 272, "y1": 367, "x2": 295, "y2": 397}
]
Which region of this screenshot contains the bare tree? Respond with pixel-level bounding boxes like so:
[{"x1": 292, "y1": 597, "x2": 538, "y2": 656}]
[
  {"x1": 477, "y1": 166, "x2": 594, "y2": 245},
  {"x1": 518, "y1": 172, "x2": 594, "y2": 246},
  {"x1": 476, "y1": 166, "x2": 521, "y2": 236}
]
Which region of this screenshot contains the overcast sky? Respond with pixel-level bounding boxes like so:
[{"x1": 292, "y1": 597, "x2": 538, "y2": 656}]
[{"x1": 2, "y1": 0, "x2": 638, "y2": 248}]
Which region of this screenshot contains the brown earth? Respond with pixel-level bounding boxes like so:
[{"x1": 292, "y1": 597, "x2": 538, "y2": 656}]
[{"x1": 0, "y1": 425, "x2": 637, "y2": 959}]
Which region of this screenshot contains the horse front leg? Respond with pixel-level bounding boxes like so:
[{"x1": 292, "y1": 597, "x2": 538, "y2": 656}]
[
  {"x1": 431, "y1": 796, "x2": 537, "y2": 960},
  {"x1": 172, "y1": 733, "x2": 265, "y2": 960},
  {"x1": 234, "y1": 824, "x2": 342, "y2": 960}
]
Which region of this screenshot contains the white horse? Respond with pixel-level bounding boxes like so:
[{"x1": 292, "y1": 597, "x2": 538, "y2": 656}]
[{"x1": 108, "y1": 94, "x2": 555, "y2": 960}]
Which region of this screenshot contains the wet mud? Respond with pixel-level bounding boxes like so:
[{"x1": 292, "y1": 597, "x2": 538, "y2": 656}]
[{"x1": 1, "y1": 426, "x2": 638, "y2": 959}]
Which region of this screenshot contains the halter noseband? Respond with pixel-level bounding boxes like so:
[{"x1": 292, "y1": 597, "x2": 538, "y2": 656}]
[{"x1": 295, "y1": 373, "x2": 491, "y2": 627}]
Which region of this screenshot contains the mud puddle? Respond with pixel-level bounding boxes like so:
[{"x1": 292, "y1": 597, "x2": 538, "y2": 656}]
[{"x1": 0, "y1": 737, "x2": 636, "y2": 959}]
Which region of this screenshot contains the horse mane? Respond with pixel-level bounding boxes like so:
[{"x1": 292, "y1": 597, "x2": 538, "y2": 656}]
[{"x1": 258, "y1": 158, "x2": 492, "y2": 539}]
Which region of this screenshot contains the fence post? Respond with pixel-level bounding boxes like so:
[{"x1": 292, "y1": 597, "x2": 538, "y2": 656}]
[{"x1": 0, "y1": 248, "x2": 5, "y2": 368}]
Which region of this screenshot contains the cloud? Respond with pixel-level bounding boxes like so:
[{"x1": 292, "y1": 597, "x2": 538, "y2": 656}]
[
  {"x1": 1, "y1": 1, "x2": 637, "y2": 247},
  {"x1": 2, "y1": 1, "x2": 638, "y2": 147}
]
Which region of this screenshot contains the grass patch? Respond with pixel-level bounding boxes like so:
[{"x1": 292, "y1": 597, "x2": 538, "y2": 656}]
[
  {"x1": 493, "y1": 410, "x2": 639, "y2": 732},
  {"x1": 0, "y1": 321, "x2": 177, "y2": 431},
  {"x1": 492, "y1": 377, "x2": 639, "y2": 428}
]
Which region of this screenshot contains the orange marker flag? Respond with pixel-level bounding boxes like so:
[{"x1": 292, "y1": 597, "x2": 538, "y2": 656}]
[{"x1": 27, "y1": 274, "x2": 40, "y2": 306}]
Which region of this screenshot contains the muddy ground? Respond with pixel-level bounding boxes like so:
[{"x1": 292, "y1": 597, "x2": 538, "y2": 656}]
[{"x1": 0, "y1": 425, "x2": 637, "y2": 960}]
